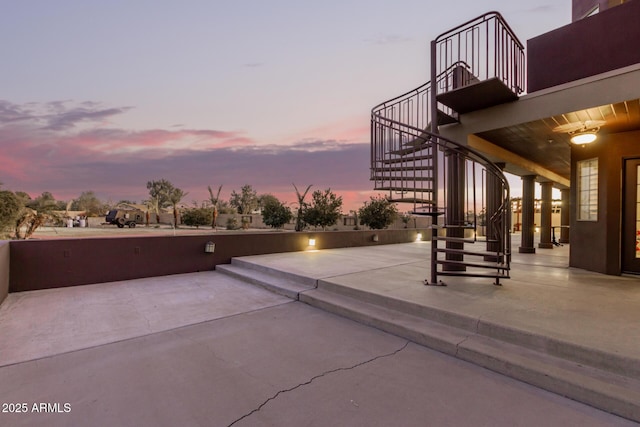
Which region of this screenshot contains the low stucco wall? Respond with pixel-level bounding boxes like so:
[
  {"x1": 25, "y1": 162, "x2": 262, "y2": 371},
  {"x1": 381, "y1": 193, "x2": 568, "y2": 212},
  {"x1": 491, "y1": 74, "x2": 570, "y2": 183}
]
[
  {"x1": 0, "y1": 241, "x2": 9, "y2": 304},
  {"x1": 9, "y1": 229, "x2": 429, "y2": 293}
]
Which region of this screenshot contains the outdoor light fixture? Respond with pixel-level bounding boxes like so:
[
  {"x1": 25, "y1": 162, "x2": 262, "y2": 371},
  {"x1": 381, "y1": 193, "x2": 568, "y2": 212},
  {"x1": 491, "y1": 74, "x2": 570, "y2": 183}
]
[
  {"x1": 372, "y1": 234, "x2": 379, "y2": 242},
  {"x1": 308, "y1": 238, "x2": 316, "y2": 247},
  {"x1": 205, "y1": 241, "x2": 215, "y2": 253},
  {"x1": 416, "y1": 233, "x2": 423, "y2": 242},
  {"x1": 570, "y1": 131, "x2": 597, "y2": 145}
]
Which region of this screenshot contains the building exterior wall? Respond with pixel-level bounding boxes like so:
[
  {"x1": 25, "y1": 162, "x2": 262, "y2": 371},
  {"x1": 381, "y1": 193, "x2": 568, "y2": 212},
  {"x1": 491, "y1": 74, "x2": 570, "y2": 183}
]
[
  {"x1": 529, "y1": 0, "x2": 640, "y2": 92},
  {"x1": 571, "y1": 130, "x2": 640, "y2": 274}
]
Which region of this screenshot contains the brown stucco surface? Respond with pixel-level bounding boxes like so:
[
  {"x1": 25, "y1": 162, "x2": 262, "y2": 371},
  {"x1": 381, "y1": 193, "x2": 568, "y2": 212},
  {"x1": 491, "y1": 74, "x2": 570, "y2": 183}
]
[
  {"x1": 9, "y1": 229, "x2": 428, "y2": 292},
  {"x1": 528, "y1": 0, "x2": 640, "y2": 92}
]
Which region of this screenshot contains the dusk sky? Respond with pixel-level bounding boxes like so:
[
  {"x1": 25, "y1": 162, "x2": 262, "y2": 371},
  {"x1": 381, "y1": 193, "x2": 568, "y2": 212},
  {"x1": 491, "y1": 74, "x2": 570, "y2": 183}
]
[{"x1": 0, "y1": 1, "x2": 570, "y2": 211}]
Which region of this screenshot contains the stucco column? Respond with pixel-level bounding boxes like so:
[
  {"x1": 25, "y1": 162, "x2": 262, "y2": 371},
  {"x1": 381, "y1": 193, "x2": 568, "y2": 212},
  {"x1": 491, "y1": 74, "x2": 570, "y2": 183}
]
[
  {"x1": 519, "y1": 175, "x2": 536, "y2": 254},
  {"x1": 444, "y1": 149, "x2": 466, "y2": 271},
  {"x1": 560, "y1": 188, "x2": 570, "y2": 244},
  {"x1": 538, "y1": 181, "x2": 554, "y2": 249}
]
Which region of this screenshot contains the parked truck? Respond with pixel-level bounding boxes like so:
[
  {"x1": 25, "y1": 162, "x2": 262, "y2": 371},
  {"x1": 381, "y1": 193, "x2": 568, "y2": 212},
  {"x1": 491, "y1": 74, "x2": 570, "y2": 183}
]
[{"x1": 105, "y1": 209, "x2": 145, "y2": 228}]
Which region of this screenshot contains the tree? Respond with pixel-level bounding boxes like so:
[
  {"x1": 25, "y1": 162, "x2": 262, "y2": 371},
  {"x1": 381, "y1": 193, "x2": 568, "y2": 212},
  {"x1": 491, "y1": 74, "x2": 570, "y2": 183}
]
[
  {"x1": 229, "y1": 185, "x2": 258, "y2": 215},
  {"x1": 358, "y1": 195, "x2": 398, "y2": 229},
  {"x1": 293, "y1": 183, "x2": 312, "y2": 232},
  {"x1": 0, "y1": 190, "x2": 22, "y2": 238},
  {"x1": 302, "y1": 188, "x2": 343, "y2": 231},
  {"x1": 181, "y1": 207, "x2": 212, "y2": 228},
  {"x1": 146, "y1": 179, "x2": 173, "y2": 223},
  {"x1": 14, "y1": 192, "x2": 60, "y2": 239},
  {"x1": 146, "y1": 179, "x2": 186, "y2": 226},
  {"x1": 207, "y1": 185, "x2": 223, "y2": 229},
  {"x1": 167, "y1": 187, "x2": 188, "y2": 228},
  {"x1": 72, "y1": 191, "x2": 105, "y2": 216},
  {"x1": 261, "y1": 195, "x2": 293, "y2": 229}
]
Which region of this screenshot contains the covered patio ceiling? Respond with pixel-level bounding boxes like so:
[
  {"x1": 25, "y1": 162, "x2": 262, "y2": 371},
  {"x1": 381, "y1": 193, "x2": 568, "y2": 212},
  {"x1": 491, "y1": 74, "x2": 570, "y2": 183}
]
[{"x1": 474, "y1": 98, "x2": 640, "y2": 182}]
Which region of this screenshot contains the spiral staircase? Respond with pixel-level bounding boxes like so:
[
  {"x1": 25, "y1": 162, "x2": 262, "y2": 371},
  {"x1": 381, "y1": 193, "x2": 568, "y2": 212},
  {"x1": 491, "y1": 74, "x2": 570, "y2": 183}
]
[{"x1": 371, "y1": 12, "x2": 525, "y2": 285}]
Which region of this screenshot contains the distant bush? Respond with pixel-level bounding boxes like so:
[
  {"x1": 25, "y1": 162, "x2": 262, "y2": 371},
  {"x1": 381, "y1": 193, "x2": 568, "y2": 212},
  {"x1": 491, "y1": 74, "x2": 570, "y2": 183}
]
[
  {"x1": 182, "y1": 207, "x2": 212, "y2": 228},
  {"x1": 226, "y1": 217, "x2": 239, "y2": 230}
]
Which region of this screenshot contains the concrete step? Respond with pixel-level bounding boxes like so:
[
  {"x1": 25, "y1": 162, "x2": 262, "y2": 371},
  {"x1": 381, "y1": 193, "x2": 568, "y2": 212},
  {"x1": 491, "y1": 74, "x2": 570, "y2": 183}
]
[
  {"x1": 215, "y1": 263, "x2": 315, "y2": 300},
  {"x1": 316, "y1": 280, "x2": 640, "y2": 382},
  {"x1": 300, "y1": 287, "x2": 640, "y2": 423},
  {"x1": 215, "y1": 257, "x2": 640, "y2": 422}
]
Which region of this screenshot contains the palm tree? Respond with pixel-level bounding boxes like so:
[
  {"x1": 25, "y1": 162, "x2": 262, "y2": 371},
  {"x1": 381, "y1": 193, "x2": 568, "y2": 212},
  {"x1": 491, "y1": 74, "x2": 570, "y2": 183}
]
[
  {"x1": 207, "y1": 185, "x2": 223, "y2": 230},
  {"x1": 293, "y1": 183, "x2": 312, "y2": 232},
  {"x1": 168, "y1": 188, "x2": 188, "y2": 228}
]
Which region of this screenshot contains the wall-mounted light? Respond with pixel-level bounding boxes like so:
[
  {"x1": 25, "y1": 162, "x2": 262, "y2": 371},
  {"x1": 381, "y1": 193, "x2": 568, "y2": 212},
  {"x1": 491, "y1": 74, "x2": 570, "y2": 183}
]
[
  {"x1": 308, "y1": 238, "x2": 316, "y2": 247},
  {"x1": 570, "y1": 131, "x2": 597, "y2": 145},
  {"x1": 416, "y1": 233, "x2": 423, "y2": 242},
  {"x1": 205, "y1": 241, "x2": 216, "y2": 253},
  {"x1": 372, "y1": 234, "x2": 379, "y2": 242},
  {"x1": 535, "y1": 227, "x2": 540, "y2": 233}
]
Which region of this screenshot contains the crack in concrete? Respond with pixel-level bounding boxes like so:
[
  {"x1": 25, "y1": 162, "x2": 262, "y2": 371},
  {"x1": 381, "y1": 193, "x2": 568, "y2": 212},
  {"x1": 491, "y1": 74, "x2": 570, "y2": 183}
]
[
  {"x1": 454, "y1": 336, "x2": 470, "y2": 357},
  {"x1": 226, "y1": 340, "x2": 410, "y2": 427}
]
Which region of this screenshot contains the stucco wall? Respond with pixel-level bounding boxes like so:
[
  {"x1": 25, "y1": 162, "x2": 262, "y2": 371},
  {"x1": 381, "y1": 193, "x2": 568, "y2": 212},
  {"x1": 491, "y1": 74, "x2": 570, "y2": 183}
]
[
  {"x1": 571, "y1": 130, "x2": 640, "y2": 274},
  {"x1": 0, "y1": 241, "x2": 9, "y2": 305},
  {"x1": 529, "y1": 0, "x2": 640, "y2": 92},
  {"x1": 9, "y1": 229, "x2": 429, "y2": 293}
]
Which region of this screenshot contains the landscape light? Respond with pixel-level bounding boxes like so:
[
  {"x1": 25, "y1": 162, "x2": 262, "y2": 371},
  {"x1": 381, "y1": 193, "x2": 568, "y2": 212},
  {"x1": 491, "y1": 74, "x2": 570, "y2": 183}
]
[
  {"x1": 308, "y1": 238, "x2": 316, "y2": 247},
  {"x1": 416, "y1": 233, "x2": 423, "y2": 242},
  {"x1": 372, "y1": 234, "x2": 379, "y2": 242},
  {"x1": 205, "y1": 241, "x2": 215, "y2": 253}
]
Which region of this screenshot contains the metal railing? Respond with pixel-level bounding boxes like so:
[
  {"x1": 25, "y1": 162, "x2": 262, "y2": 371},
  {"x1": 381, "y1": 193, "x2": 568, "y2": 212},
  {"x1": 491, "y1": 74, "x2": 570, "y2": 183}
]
[{"x1": 434, "y1": 11, "x2": 525, "y2": 95}]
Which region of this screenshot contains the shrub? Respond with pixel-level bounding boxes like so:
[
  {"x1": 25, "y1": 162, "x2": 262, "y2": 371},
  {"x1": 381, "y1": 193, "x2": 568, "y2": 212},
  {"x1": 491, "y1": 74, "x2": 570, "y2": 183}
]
[
  {"x1": 261, "y1": 196, "x2": 293, "y2": 229},
  {"x1": 358, "y1": 196, "x2": 398, "y2": 230},
  {"x1": 181, "y1": 207, "x2": 212, "y2": 228}
]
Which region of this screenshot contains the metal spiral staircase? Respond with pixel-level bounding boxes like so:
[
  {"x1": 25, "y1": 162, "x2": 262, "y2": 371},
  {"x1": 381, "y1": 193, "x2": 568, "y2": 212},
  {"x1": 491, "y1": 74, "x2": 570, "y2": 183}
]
[{"x1": 371, "y1": 12, "x2": 525, "y2": 285}]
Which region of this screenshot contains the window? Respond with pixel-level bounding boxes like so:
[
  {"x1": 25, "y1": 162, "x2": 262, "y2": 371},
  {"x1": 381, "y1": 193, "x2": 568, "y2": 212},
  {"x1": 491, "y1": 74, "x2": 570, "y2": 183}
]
[{"x1": 577, "y1": 158, "x2": 598, "y2": 221}]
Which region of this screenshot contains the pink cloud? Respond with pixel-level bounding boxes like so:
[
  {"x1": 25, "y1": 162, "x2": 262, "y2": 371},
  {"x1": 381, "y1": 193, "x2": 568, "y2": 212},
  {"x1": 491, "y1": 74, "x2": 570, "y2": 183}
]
[{"x1": 1, "y1": 100, "x2": 381, "y2": 212}]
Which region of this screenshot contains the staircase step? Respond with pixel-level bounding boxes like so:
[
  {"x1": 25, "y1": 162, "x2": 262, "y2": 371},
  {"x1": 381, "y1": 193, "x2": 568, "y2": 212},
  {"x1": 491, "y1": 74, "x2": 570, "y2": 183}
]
[
  {"x1": 380, "y1": 154, "x2": 433, "y2": 164},
  {"x1": 299, "y1": 286, "x2": 640, "y2": 422},
  {"x1": 435, "y1": 259, "x2": 510, "y2": 271},
  {"x1": 370, "y1": 176, "x2": 434, "y2": 182},
  {"x1": 434, "y1": 236, "x2": 477, "y2": 243},
  {"x1": 390, "y1": 145, "x2": 432, "y2": 155},
  {"x1": 387, "y1": 197, "x2": 435, "y2": 204},
  {"x1": 374, "y1": 186, "x2": 433, "y2": 193},
  {"x1": 436, "y1": 248, "x2": 507, "y2": 258},
  {"x1": 435, "y1": 271, "x2": 511, "y2": 280},
  {"x1": 371, "y1": 166, "x2": 434, "y2": 172}
]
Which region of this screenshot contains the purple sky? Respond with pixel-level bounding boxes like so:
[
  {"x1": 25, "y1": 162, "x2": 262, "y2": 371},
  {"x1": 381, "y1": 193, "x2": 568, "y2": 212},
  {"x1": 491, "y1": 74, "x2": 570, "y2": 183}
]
[{"x1": 0, "y1": 1, "x2": 570, "y2": 210}]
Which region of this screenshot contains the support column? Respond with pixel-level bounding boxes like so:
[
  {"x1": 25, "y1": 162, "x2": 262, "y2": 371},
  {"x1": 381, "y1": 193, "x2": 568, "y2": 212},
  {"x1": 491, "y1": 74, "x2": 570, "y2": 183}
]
[
  {"x1": 485, "y1": 163, "x2": 505, "y2": 261},
  {"x1": 444, "y1": 149, "x2": 466, "y2": 271},
  {"x1": 519, "y1": 175, "x2": 536, "y2": 254},
  {"x1": 560, "y1": 188, "x2": 570, "y2": 244},
  {"x1": 538, "y1": 181, "x2": 553, "y2": 249}
]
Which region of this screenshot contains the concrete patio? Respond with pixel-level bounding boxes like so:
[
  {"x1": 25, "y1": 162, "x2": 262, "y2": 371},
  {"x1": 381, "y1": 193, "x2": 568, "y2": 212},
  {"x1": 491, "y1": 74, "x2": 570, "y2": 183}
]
[{"x1": 0, "y1": 235, "x2": 639, "y2": 425}]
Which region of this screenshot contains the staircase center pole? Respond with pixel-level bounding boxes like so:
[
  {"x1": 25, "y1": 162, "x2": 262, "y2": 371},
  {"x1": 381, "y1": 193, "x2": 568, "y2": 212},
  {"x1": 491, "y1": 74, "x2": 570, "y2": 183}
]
[{"x1": 429, "y1": 39, "x2": 439, "y2": 285}]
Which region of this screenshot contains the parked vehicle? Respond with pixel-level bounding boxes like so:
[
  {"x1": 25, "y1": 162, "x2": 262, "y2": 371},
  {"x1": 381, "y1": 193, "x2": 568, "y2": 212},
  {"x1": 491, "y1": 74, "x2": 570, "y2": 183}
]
[{"x1": 105, "y1": 209, "x2": 144, "y2": 228}]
